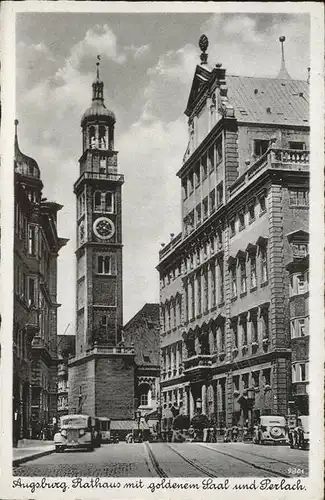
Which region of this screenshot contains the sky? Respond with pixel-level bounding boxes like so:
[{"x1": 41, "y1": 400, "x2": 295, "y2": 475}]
[{"x1": 15, "y1": 12, "x2": 310, "y2": 336}]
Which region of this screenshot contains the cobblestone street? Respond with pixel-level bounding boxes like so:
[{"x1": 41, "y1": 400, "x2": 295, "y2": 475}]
[{"x1": 13, "y1": 442, "x2": 309, "y2": 478}]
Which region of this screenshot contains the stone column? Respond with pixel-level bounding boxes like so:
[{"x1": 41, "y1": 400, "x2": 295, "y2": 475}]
[
  {"x1": 202, "y1": 384, "x2": 207, "y2": 415},
  {"x1": 189, "y1": 388, "x2": 195, "y2": 418}
]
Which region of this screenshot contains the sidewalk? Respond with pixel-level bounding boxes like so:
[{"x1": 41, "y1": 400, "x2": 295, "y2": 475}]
[{"x1": 13, "y1": 439, "x2": 55, "y2": 466}]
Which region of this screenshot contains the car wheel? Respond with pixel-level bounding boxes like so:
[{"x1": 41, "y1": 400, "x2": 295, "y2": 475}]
[{"x1": 55, "y1": 446, "x2": 62, "y2": 453}]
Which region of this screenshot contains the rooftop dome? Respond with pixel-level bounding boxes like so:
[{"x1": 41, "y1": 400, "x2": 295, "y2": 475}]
[
  {"x1": 14, "y1": 120, "x2": 40, "y2": 179},
  {"x1": 81, "y1": 60, "x2": 116, "y2": 127}
]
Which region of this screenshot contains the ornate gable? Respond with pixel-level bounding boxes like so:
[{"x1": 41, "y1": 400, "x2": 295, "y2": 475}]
[{"x1": 185, "y1": 64, "x2": 212, "y2": 117}]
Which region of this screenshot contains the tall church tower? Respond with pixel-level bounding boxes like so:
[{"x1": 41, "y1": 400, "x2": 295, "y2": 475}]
[{"x1": 68, "y1": 61, "x2": 135, "y2": 420}]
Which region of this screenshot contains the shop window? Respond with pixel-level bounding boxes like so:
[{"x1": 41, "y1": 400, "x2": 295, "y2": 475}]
[{"x1": 254, "y1": 139, "x2": 269, "y2": 157}]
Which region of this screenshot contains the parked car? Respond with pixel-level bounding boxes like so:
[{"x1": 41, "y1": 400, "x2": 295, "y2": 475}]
[
  {"x1": 289, "y1": 416, "x2": 309, "y2": 450},
  {"x1": 253, "y1": 415, "x2": 288, "y2": 445}
]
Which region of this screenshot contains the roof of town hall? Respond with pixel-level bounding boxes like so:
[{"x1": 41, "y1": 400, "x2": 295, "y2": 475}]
[{"x1": 225, "y1": 75, "x2": 309, "y2": 127}]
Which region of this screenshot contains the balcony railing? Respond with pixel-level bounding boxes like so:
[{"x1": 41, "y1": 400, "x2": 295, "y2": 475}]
[
  {"x1": 230, "y1": 148, "x2": 309, "y2": 197},
  {"x1": 159, "y1": 232, "x2": 182, "y2": 259},
  {"x1": 183, "y1": 354, "x2": 214, "y2": 372},
  {"x1": 76, "y1": 171, "x2": 124, "y2": 186},
  {"x1": 69, "y1": 344, "x2": 135, "y2": 364}
]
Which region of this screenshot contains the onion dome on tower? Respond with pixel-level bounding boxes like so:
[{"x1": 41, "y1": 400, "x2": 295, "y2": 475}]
[
  {"x1": 14, "y1": 119, "x2": 41, "y2": 180},
  {"x1": 81, "y1": 57, "x2": 116, "y2": 152}
]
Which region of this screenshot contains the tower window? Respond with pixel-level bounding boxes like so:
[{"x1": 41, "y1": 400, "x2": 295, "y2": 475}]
[
  {"x1": 89, "y1": 126, "x2": 96, "y2": 149},
  {"x1": 99, "y1": 157, "x2": 106, "y2": 173},
  {"x1": 28, "y1": 225, "x2": 37, "y2": 256},
  {"x1": 93, "y1": 191, "x2": 114, "y2": 213},
  {"x1": 97, "y1": 255, "x2": 111, "y2": 275},
  {"x1": 99, "y1": 126, "x2": 106, "y2": 149}
]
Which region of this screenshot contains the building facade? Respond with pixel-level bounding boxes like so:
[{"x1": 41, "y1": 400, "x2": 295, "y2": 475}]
[
  {"x1": 57, "y1": 334, "x2": 75, "y2": 417},
  {"x1": 123, "y1": 303, "x2": 160, "y2": 419},
  {"x1": 13, "y1": 121, "x2": 67, "y2": 441},
  {"x1": 157, "y1": 36, "x2": 309, "y2": 428},
  {"x1": 68, "y1": 63, "x2": 136, "y2": 420}
]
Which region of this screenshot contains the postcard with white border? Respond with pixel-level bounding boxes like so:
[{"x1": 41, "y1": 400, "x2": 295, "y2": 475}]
[{"x1": 0, "y1": 1, "x2": 324, "y2": 499}]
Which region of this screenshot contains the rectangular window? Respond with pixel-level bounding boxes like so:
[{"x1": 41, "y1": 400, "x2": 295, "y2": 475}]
[
  {"x1": 240, "y1": 260, "x2": 247, "y2": 294},
  {"x1": 182, "y1": 178, "x2": 188, "y2": 199},
  {"x1": 209, "y1": 189, "x2": 215, "y2": 213},
  {"x1": 297, "y1": 274, "x2": 305, "y2": 294},
  {"x1": 203, "y1": 197, "x2": 208, "y2": 220},
  {"x1": 254, "y1": 139, "x2": 269, "y2": 157},
  {"x1": 208, "y1": 146, "x2": 214, "y2": 172},
  {"x1": 188, "y1": 172, "x2": 194, "y2": 193},
  {"x1": 259, "y1": 194, "x2": 266, "y2": 213},
  {"x1": 196, "y1": 204, "x2": 201, "y2": 226},
  {"x1": 218, "y1": 257, "x2": 224, "y2": 303},
  {"x1": 140, "y1": 392, "x2": 148, "y2": 406},
  {"x1": 289, "y1": 141, "x2": 306, "y2": 150},
  {"x1": 195, "y1": 164, "x2": 200, "y2": 187},
  {"x1": 260, "y1": 246, "x2": 268, "y2": 283},
  {"x1": 251, "y1": 312, "x2": 258, "y2": 342},
  {"x1": 292, "y1": 363, "x2": 309, "y2": 382},
  {"x1": 263, "y1": 368, "x2": 271, "y2": 386},
  {"x1": 241, "y1": 316, "x2": 248, "y2": 345},
  {"x1": 250, "y1": 255, "x2": 257, "y2": 289},
  {"x1": 292, "y1": 243, "x2": 308, "y2": 258},
  {"x1": 99, "y1": 157, "x2": 106, "y2": 173},
  {"x1": 242, "y1": 373, "x2": 249, "y2": 389},
  {"x1": 216, "y1": 137, "x2": 223, "y2": 165},
  {"x1": 232, "y1": 319, "x2": 238, "y2": 347},
  {"x1": 201, "y1": 154, "x2": 207, "y2": 180},
  {"x1": 28, "y1": 225, "x2": 37, "y2": 256},
  {"x1": 28, "y1": 277, "x2": 36, "y2": 307},
  {"x1": 239, "y1": 211, "x2": 245, "y2": 230},
  {"x1": 249, "y1": 203, "x2": 255, "y2": 223},
  {"x1": 233, "y1": 375, "x2": 239, "y2": 392},
  {"x1": 217, "y1": 182, "x2": 223, "y2": 206},
  {"x1": 230, "y1": 219, "x2": 236, "y2": 237},
  {"x1": 231, "y1": 266, "x2": 237, "y2": 298},
  {"x1": 252, "y1": 371, "x2": 260, "y2": 388},
  {"x1": 289, "y1": 188, "x2": 309, "y2": 207}
]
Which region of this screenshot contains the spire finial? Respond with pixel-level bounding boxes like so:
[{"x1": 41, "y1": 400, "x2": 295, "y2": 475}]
[
  {"x1": 96, "y1": 54, "x2": 101, "y2": 79},
  {"x1": 14, "y1": 119, "x2": 19, "y2": 136},
  {"x1": 199, "y1": 34, "x2": 209, "y2": 65},
  {"x1": 277, "y1": 35, "x2": 291, "y2": 80}
]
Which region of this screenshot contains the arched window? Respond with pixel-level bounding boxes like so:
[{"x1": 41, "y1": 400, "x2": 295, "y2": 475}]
[
  {"x1": 104, "y1": 192, "x2": 114, "y2": 213},
  {"x1": 99, "y1": 126, "x2": 106, "y2": 149},
  {"x1": 97, "y1": 255, "x2": 111, "y2": 275},
  {"x1": 89, "y1": 126, "x2": 96, "y2": 149},
  {"x1": 94, "y1": 191, "x2": 102, "y2": 211}
]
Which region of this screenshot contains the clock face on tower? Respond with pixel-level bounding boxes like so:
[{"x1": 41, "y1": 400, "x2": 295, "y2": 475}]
[{"x1": 93, "y1": 216, "x2": 115, "y2": 240}]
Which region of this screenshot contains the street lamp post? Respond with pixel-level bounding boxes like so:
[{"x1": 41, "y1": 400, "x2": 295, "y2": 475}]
[{"x1": 157, "y1": 404, "x2": 162, "y2": 441}]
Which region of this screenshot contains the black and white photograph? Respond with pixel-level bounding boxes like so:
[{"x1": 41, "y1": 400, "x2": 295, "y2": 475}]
[{"x1": 0, "y1": 2, "x2": 323, "y2": 498}]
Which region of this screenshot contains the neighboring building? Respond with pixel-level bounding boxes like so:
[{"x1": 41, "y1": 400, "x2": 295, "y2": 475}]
[
  {"x1": 157, "y1": 35, "x2": 309, "y2": 428},
  {"x1": 68, "y1": 62, "x2": 136, "y2": 420},
  {"x1": 123, "y1": 303, "x2": 160, "y2": 423},
  {"x1": 13, "y1": 120, "x2": 68, "y2": 441},
  {"x1": 57, "y1": 334, "x2": 75, "y2": 417}
]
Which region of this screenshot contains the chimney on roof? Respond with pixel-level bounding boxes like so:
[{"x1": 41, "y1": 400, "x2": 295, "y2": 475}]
[{"x1": 277, "y1": 36, "x2": 291, "y2": 80}]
